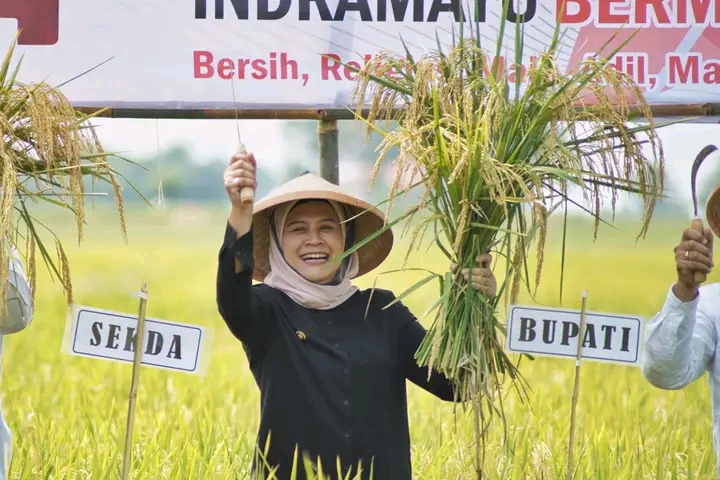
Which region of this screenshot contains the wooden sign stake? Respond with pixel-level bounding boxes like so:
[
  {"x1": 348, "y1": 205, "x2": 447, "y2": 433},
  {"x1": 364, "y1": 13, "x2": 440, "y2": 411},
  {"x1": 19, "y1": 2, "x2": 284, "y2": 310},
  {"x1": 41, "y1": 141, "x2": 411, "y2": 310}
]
[
  {"x1": 566, "y1": 290, "x2": 588, "y2": 480},
  {"x1": 121, "y1": 283, "x2": 149, "y2": 480}
]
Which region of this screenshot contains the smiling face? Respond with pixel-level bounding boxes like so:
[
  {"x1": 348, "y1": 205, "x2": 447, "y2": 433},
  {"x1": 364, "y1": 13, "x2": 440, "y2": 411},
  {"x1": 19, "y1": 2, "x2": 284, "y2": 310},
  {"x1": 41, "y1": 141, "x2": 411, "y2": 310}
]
[{"x1": 280, "y1": 200, "x2": 345, "y2": 284}]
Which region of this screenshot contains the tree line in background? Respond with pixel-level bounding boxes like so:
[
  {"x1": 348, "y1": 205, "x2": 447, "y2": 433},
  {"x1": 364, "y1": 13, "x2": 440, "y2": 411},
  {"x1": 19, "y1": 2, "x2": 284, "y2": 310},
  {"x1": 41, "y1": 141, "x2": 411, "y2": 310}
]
[
  {"x1": 93, "y1": 119, "x2": 406, "y2": 209},
  {"x1": 83, "y1": 119, "x2": 717, "y2": 219}
]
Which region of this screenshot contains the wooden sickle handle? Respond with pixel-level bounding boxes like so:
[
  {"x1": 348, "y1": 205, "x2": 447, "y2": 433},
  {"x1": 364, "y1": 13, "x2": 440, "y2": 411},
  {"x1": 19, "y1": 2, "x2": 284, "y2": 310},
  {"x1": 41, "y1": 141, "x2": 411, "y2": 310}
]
[
  {"x1": 691, "y1": 217, "x2": 707, "y2": 284},
  {"x1": 237, "y1": 143, "x2": 254, "y2": 205}
]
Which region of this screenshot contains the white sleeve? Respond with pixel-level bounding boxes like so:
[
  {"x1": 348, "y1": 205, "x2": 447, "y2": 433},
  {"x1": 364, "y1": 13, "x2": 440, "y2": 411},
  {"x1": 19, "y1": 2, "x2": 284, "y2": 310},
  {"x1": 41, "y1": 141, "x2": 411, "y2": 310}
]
[
  {"x1": 641, "y1": 283, "x2": 717, "y2": 390},
  {"x1": 0, "y1": 246, "x2": 33, "y2": 335}
]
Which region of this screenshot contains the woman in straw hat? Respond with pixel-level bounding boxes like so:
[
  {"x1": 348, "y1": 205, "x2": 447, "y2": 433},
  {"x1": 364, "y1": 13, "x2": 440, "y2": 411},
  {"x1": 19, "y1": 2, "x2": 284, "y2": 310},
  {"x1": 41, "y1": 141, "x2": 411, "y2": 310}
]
[{"x1": 216, "y1": 151, "x2": 497, "y2": 480}]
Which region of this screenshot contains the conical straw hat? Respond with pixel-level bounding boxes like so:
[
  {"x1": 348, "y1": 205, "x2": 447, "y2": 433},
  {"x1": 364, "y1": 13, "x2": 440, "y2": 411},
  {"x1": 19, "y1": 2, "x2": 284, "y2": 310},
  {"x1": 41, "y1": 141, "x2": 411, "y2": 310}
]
[
  {"x1": 250, "y1": 172, "x2": 394, "y2": 283},
  {"x1": 706, "y1": 183, "x2": 720, "y2": 238}
]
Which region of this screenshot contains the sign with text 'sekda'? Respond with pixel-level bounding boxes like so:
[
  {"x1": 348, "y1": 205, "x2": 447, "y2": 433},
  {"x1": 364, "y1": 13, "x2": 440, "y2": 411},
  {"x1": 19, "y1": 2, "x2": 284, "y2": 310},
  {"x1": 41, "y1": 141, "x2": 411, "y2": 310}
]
[
  {"x1": 0, "y1": 1, "x2": 717, "y2": 113},
  {"x1": 61, "y1": 305, "x2": 213, "y2": 376},
  {"x1": 505, "y1": 305, "x2": 644, "y2": 366}
]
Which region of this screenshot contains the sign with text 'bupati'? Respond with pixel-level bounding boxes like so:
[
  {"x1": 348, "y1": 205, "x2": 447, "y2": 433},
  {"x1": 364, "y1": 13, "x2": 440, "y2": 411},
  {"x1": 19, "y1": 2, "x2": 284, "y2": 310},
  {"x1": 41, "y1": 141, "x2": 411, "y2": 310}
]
[
  {"x1": 62, "y1": 305, "x2": 212, "y2": 375},
  {"x1": 0, "y1": 1, "x2": 718, "y2": 113},
  {"x1": 506, "y1": 305, "x2": 643, "y2": 366}
]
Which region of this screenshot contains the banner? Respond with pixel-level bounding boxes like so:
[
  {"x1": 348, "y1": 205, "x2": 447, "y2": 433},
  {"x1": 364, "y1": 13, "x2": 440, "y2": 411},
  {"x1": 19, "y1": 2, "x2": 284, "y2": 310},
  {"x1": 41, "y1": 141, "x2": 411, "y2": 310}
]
[{"x1": 0, "y1": 0, "x2": 718, "y2": 115}]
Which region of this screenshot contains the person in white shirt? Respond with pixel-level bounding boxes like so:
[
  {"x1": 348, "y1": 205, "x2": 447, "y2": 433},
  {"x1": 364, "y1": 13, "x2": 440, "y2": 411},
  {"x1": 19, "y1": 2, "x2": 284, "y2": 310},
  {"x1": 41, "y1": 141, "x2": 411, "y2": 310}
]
[
  {"x1": 641, "y1": 224, "x2": 717, "y2": 472},
  {"x1": 0, "y1": 245, "x2": 33, "y2": 479}
]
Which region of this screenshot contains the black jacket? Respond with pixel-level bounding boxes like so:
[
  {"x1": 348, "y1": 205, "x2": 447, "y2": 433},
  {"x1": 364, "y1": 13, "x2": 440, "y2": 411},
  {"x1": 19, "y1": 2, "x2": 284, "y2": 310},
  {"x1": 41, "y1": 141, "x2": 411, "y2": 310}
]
[{"x1": 216, "y1": 223, "x2": 457, "y2": 480}]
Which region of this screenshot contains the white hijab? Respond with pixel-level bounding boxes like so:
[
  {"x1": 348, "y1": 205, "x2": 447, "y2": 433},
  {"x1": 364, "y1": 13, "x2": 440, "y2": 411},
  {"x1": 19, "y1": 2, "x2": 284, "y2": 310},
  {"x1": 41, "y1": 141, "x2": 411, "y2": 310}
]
[{"x1": 263, "y1": 199, "x2": 359, "y2": 310}]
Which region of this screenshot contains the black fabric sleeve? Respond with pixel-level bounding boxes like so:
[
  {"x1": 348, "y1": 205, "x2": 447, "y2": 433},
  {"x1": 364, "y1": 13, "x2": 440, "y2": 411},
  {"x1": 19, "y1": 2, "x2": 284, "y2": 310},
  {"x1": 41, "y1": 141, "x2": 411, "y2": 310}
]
[
  {"x1": 216, "y1": 222, "x2": 271, "y2": 355},
  {"x1": 393, "y1": 297, "x2": 459, "y2": 402}
]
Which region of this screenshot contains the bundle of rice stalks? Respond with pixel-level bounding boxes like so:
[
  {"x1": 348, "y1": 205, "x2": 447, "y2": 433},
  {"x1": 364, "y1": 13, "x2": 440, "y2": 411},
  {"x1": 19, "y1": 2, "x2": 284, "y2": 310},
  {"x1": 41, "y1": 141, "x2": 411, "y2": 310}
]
[
  {"x1": 0, "y1": 36, "x2": 133, "y2": 316},
  {"x1": 346, "y1": 6, "x2": 677, "y2": 477}
]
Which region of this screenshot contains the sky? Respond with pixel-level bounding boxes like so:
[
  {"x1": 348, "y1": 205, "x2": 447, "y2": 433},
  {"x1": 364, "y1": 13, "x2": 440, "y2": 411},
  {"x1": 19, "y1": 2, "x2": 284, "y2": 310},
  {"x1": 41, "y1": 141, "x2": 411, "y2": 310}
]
[
  {"x1": 89, "y1": 118, "x2": 289, "y2": 168},
  {"x1": 88, "y1": 117, "x2": 720, "y2": 217}
]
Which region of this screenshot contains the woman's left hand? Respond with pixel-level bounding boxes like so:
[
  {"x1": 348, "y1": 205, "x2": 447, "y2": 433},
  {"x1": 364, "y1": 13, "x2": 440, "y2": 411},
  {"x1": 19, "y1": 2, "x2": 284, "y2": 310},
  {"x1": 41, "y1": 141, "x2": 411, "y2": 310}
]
[{"x1": 451, "y1": 253, "x2": 497, "y2": 298}]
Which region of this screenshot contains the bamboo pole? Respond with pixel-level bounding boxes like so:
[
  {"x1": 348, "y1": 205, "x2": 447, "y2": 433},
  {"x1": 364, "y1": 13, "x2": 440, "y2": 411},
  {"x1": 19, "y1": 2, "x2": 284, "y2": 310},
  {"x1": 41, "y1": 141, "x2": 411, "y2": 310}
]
[
  {"x1": 318, "y1": 119, "x2": 339, "y2": 185},
  {"x1": 121, "y1": 283, "x2": 149, "y2": 480},
  {"x1": 566, "y1": 290, "x2": 589, "y2": 480},
  {"x1": 72, "y1": 103, "x2": 720, "y2": 121}
]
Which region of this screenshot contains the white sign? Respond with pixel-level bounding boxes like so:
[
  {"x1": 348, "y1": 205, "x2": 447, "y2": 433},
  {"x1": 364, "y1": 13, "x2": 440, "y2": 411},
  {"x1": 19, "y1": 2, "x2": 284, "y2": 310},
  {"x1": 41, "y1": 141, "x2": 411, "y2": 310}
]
[
  {"x1": 62, "y1": 305, "x2": 212, "y2": 375},
  {"x1": 506, "y1": 305, "x2": 643, "y2": 365},
  {"x1": 0, "y1": 1, "x2": 717, "y2": 114}
]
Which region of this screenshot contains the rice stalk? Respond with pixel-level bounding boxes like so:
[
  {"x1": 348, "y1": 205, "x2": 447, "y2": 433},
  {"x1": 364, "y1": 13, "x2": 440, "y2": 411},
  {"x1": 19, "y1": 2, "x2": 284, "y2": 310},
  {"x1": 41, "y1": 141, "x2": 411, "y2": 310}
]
[
  {"x1": 344, "y1": 3, "x2": 679, "y2": 477},
  {"x1": 0, "y1": 34, "x2": 140, "y2": 315}
]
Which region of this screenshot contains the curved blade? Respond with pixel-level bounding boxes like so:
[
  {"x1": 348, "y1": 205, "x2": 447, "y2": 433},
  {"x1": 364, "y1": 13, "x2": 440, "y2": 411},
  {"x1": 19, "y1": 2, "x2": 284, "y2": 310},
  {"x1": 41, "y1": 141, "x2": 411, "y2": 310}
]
[
  {"x1": 690, "y1": 144, "x2": 719, "y2": 216},
  {"x1": 230, "y1": 75, "x2": 241, "y2": 145}
]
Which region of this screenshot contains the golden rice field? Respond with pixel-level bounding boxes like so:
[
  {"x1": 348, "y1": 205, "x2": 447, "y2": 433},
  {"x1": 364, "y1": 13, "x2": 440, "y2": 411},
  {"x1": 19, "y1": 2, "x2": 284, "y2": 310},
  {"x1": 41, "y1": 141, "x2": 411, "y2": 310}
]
[{"x1": 2, "y1": 202, "x2": 716, "y2": 479}]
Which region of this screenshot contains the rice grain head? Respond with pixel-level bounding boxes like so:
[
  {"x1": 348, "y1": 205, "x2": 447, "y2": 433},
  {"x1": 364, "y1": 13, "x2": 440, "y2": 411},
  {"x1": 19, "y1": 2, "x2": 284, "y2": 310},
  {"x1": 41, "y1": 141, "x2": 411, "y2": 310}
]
[{"x1": 0, "y1": 35, "x2": 130, "y2": 315}]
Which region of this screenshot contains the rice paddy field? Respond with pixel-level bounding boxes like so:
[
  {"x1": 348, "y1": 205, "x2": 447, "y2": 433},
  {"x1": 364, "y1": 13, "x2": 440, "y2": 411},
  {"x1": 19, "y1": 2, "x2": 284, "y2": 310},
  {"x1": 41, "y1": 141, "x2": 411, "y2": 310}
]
[{"x1": 2, "y1": 201, "x2": 716, "y2": 479}]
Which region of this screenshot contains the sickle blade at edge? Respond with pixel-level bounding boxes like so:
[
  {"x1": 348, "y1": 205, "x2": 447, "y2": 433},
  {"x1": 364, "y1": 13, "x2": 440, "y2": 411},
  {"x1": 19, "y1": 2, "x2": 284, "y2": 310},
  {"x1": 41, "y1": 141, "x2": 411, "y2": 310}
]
[{"x1": 690, "y1": 144, "x2": 719, "y2": 216}]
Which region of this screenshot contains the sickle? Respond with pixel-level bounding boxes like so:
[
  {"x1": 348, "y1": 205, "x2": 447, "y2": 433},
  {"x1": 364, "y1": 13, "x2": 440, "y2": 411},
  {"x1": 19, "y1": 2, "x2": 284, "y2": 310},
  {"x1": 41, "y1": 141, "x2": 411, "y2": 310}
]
[
  {"x1": 230, "y1": 74, "x2": 254, "y2": 205},
  {"x1": 691, "y1": 144, "x2": 719, "y2": 216},
  {"x1": 689, "y1": 144, "x2": 719, "y2": 284}
]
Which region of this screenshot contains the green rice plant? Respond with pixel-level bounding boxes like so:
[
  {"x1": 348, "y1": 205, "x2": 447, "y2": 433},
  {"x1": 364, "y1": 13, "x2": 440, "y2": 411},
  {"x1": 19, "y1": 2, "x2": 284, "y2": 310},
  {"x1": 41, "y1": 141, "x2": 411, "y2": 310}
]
[
  {"x1": 4, "y1": 206, "x2": 717, "y2": 478},
  {"x1": 0, "y1": 34, "x2": 141, "y2": 315},
  {"x1": 344, "y1": 1, "x2": 685, "y2": 476}
]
